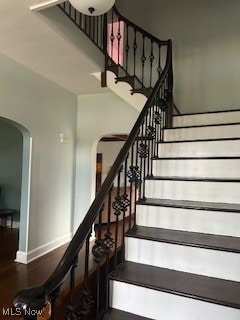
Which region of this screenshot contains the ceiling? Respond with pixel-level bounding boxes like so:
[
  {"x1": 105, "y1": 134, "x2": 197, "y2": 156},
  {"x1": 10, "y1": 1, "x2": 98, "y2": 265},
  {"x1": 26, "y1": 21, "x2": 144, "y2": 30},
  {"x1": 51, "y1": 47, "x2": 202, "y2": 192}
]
[{"x1": 0, "y1": 0, "x2": 109, "y2": 95}]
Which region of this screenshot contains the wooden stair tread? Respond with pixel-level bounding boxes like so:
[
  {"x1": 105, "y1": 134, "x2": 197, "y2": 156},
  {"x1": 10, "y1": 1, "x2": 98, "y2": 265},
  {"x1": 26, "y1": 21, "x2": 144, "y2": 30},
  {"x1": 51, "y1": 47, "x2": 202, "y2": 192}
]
[
  {"x1": 145, "y1": 176, "x2": 240, "y2": 182},
  {"x1": 153, "y1": 156, "x2": 240, "y2": 160},
  {"x1": 126, "y1": 226, "x2": 240, "y2": 253},
  {"x1": 108, "y1": 308, "x2": 152, "y2": 320},
  {"x1": 159, "y1": 136, "x2": 240, "y2": 143},
  {"x1": 138, "y1": 197, "x2": 240, "y2": 213},
  {"x1": 110, "y1": 262, "x2": 240, "y2": 309}
]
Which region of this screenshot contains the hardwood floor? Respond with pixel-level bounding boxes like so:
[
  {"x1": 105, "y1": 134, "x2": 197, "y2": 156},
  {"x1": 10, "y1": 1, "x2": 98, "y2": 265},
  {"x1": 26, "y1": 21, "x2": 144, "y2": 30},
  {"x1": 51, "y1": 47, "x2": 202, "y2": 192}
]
[
  {"x1": 0, "y1": 220, "x2": 127, "y2": 319},
  {"x1": 0, "y1": 227, "x2": 69, "y2": 319}
]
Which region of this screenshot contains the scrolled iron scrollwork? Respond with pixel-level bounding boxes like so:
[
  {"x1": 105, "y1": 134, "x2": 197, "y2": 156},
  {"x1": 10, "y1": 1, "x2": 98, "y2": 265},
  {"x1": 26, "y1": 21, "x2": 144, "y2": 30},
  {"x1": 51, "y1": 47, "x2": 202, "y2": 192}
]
[
  {"x1": 112, "y1": 194, "x2": 130, "y2": 216},
  {"x1": 127, "y1": 165, "x2": 141, "y2": 183},
  {"x1": 137, "y1": 143, "x2": 149, "y2": 158}
]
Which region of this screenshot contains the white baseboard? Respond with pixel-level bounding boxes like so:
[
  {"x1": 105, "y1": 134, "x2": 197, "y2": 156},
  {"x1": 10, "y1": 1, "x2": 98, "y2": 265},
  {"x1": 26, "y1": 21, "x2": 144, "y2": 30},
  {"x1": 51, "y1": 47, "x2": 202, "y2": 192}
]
[{"x1": 15, "y1": 232, "x2": 72, "y2": 264}]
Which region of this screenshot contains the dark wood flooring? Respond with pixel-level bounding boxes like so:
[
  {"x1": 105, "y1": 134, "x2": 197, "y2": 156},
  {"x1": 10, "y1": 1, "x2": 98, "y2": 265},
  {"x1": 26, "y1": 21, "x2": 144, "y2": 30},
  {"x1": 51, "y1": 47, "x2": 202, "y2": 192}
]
[
  {"x1": 0, "y1": 221, "x2": 127, "y2": 319},
  {"x1": 0, "y1": 227, "x2": 69, "y2": 319}
]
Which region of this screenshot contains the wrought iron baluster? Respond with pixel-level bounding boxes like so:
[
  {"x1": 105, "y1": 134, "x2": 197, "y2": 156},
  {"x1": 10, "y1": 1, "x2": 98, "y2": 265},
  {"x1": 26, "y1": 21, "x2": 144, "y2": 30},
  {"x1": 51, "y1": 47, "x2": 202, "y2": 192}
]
[
  {"x1": 102, "y1": 185, "x2": 114, "y2": 319},
  {"x1": 141, "y1": 34, "x2": 146, "y2": 87},
  {"x1": 158, "y1": 44, "x2": 163, "y2": 76},
  {"x1": 117, "y1": 18, "x2": 122, "y2": 65},
  {"x1": 66, "y1": 255, "x2": 78, "y2": 319},
  {"x1": 149, "y1": 40, "x2": 154, "y2": 87},
  {"x1": 79, "y1": 12, "x2": 82, "y2": 29},
  {"x1": 74, "y1": 8, "x2": 77, "y2": 22},
  {"x1": 78, "y1": 232, "x2": 93, "y2": 319},
  {"x1": 149, "y1": 102, "x2": 155, "y2": 177},
  {"x1": 110, "y1": 10, "x2": 115, "y2": 64},
  {"x1": 120, "y1": 155, "x2": 129, "y2": 266},
  {"x1": 133, "y1": 29, "x2": 138, "y2": 83},
  {"x1": 50, "y1": 287, "x2": 60, "y2": 320},
  {"x1": 84, "y1": 14, "x2": 87, "y2": 33},
  {"x1": 125, "y1": 24, "x2": 130, "y2": 73}
]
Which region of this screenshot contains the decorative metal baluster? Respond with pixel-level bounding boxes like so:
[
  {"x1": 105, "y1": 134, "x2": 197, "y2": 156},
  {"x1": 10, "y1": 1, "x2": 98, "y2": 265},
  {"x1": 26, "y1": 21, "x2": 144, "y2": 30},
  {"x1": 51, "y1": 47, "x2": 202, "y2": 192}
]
[
  {"x1": 149, "y1": 102, "x2": 155, "y2": 177},
  {"x1": 66, "y1": 255, "x2": 78, "y2": 319},
  {"x1": 88, "y1": 16, "x2": 91, "y2": 37},
  {"x1": 68, "y1": 1, "x2": 71, "y2": 15},
  {"x1": 141, "y1": 35, "x2": 146, "y2": 87},
  {"x1": 146, "y1": 106, "x2": 151, "y2": 178},
  {"x1": 112, "y1": 167, "x2": 123, "y2": 269},
  {"x1": 110, "y1": 10, "x2": 115, "y2": 64},
  {"x1": 97, "y1": 205, "x2": 104, "y2": 240},
  {"x1": 154, "y1": 95, "x2": 161, "y2": 157},
  {"x1": 78, "y1": 232, "x2": 93, "y2": 319},
  {"x1": 96, "y1": 16, "x2": 99, "y2": 46},
  {"x1": 117, "y1": 18, "x2": 122, "y2": 66},
  {"x1": 158, "y1": 44, "x2": 163, "y2": 76},
  {"x1": 120, "y1": 155, "x2": 129, "y2": 267},
  {"x1": 92, "y1": 214, "x2": 108, "y2": 320},
  {"x1": 50, "y1": 287, "x2": 60, "y2": 320},
  {"x1": 74, "y1": 7, "x2": 77, "y2": 22},
  {"x1": 84, "y1": 14, "x2": 87, "y2": 33},
  {"x1": 149, "y1": 40, "x2": 154, "y2": 87},
  {"x1": 100, "y1": 15, "x2": 103, "y2": 48},
  {"x1": 139, "y1": 120, "x2": 149, "y2": 199},
  {"x1": 102, "y1": 186, "x2": 114, "y2": 319},
  {"x1": 127, "y1": 144, "x2": 134, "y2": 229},
  {"x1": 125, "y1": 24, "x2": 130, "y2": 74},
  {"x1": 79, "y1": 12, "x2": 82, "y2": 30},
  {"x1": 93, "y1": 17, "x2": 95, "y2": 43},
  {"x1": 133, "y1": 29, "x2": 138, "y2": 87},
  {"x1": 142, "y1": 116, "x2": 148, "y2": 199}
]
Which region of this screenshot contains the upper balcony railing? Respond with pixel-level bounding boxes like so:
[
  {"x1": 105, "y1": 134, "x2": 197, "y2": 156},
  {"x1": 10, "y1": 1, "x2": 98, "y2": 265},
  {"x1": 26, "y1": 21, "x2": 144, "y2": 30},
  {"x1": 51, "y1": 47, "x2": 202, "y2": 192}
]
[{"x1": 13, "y1": 2, "x2": 174, "y2": 319}]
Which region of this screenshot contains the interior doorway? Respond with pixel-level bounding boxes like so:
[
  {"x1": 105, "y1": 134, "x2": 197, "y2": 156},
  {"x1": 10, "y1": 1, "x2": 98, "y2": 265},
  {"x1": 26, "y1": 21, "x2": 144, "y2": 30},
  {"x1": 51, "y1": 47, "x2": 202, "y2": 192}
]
[{"x1": 0, "y1": 117, "x2": 31, "y2": 263}]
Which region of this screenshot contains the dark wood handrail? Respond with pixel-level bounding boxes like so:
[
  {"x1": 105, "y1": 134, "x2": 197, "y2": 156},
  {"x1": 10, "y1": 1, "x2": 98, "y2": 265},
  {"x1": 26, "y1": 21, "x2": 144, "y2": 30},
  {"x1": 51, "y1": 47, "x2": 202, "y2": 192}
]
[{"x1": 112, "y1": 6, "x2": 170, "y2": 46}]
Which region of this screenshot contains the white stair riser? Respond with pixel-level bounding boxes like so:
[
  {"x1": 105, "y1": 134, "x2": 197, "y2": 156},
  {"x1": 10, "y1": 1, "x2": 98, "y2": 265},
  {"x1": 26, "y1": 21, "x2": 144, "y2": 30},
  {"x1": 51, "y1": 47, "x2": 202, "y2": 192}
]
[
  {"x1": 137, "y1": 205, "x2": 240, "y2": 237},
  {"x1": 158, "y1": 140, "x2": 240, "y2": 157},
  {"x1": 110, "y1": 281, "x2": 240, "y2": 320},
  {"x1": 164, "y1": 125, "x2": 240, "y2": 141},
  {"x1": 145, "y1": 180, "x2": 240, "y2": 203},
  {"x1": 173, "y1": 111, "x2": 240, "y2": 127},
  {"x1": 125, "y1": 238, "x2": 240, "y2": 281},
  {"x1": 152, "y1": 159, "x2": 240, "y2": 178}
]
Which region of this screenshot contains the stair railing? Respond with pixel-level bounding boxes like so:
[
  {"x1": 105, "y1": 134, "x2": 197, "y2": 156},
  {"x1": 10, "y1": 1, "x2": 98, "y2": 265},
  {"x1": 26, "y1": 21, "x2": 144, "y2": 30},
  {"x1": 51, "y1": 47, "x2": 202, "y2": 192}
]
[{"x1": 13, "y1": 3, "x2": 173, "y2": 319}]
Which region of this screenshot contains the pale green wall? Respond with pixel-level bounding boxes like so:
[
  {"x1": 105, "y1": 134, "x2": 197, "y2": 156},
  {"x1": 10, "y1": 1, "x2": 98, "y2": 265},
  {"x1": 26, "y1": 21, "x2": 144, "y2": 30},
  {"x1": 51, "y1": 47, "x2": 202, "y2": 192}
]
[
  {"x1": 116, "y1": 0, "x2": 240, "y2": 113},
  {"x1": 0, "y1": 52, "x2": 77, "y2": 253},
  {"x1": 0, "y1": 120, "x2": 23, "y2": 223},
  {"x1": 74, "y1": 92, "x2": 138, "y2": 232}
]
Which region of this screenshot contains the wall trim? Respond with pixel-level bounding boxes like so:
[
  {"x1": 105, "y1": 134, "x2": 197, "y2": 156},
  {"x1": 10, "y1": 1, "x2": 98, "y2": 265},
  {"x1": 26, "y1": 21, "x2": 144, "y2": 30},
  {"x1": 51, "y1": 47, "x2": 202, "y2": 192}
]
[{"x1": 15, "y1": 232, "x2": 72, "y2": 264}]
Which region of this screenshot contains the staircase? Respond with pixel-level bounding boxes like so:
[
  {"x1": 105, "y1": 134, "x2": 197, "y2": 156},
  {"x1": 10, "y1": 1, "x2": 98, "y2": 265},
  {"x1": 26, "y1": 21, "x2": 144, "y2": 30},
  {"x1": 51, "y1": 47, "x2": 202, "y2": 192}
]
[
  {"x1": 13, "y1": 3, "x2": 240, "y2": 320},
  {"x1": 109, "y1": 110, "x2": 240, "y2": 319}
]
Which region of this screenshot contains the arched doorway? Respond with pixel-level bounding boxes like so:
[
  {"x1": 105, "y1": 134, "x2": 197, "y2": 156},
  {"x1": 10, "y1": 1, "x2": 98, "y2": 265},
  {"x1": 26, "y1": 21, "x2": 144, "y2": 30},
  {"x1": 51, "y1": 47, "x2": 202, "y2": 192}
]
[{"x1": 0, "y1": 117, "x2": 31, "y2": 262}]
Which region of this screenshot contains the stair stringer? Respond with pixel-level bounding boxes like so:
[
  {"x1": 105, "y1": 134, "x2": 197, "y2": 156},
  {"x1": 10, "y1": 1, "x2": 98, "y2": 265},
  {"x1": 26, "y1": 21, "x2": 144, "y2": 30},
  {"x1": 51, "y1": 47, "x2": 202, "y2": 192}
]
[{"x1": 92, "y1": 71, "x2": 147, "y2": 112}]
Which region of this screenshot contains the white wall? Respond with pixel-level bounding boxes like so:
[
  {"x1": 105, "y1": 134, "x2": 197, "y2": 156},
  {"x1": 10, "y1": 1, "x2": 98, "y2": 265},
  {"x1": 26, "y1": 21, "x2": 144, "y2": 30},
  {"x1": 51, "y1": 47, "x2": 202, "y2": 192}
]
[
  {"x1": 74, "y1": 92, "x2": 138, "y2": 232},
  {"x1": 0, "y1": 52, "x2": 77, "y2": 257},
  {"x1": 116, "y1": 0, "x2": 240, "y2": 113}
]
